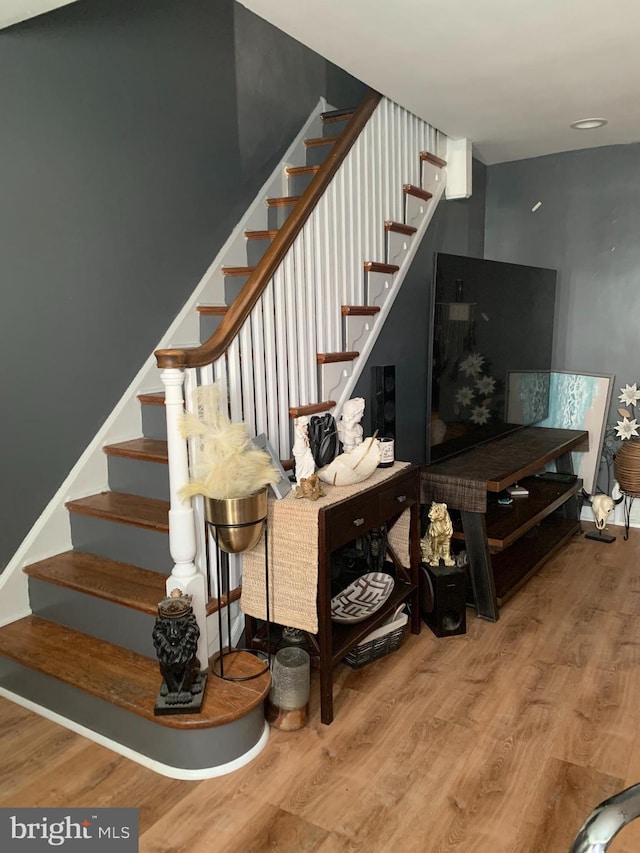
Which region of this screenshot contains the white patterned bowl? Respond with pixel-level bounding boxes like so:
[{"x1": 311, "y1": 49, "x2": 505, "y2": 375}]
[{"x1": 330, "y1": 572, "x2": 395, "y2": 624}]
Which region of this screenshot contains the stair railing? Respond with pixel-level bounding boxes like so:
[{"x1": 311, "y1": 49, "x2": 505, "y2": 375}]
[{"x1": 155, "y1": 91, "x2": 447, "y2": 656}]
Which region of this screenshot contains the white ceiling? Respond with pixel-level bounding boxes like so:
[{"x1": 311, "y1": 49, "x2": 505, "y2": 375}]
[
  {"x1": 238, "y1": 0, "x2": 640, "y2": 165},
  {"x1": 0, "y1": 0, "x2": 77, "y2": 30},
  {"x1": 4, "y1": 0, "x2": 640, "y2": 164}
]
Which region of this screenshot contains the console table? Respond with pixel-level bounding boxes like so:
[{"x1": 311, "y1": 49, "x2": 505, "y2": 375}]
[
  {"x1": 421, "y1": 427, "x2": 589, "y2": 621},
  {"x1": 243, "y1": 464, "x2": 421, "y2": 724}
]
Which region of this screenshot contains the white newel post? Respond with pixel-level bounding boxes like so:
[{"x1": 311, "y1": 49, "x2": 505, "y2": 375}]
[{"x1": 160, "y1": 367, "x2": 209, "y2": 670}]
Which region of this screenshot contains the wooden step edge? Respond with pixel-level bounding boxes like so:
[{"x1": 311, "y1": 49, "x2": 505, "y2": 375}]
[
  {"x1": 0, "y1": 616, "x2": 269, "y2": 729},
  {"x1": 420, "y1": 151, "x2": 447, "y2": 167},
  {"x1": 23, "y1": 551, "x2": 165, "y2": 616},
  {"x1": 221, "y1": 266, "x2": 255, "y2": 276},
  {"x1": 197, "y1": 305, "x2": 229, "y2": 316},
  {"x1": 285, "y1": 165, "x2": 321, "y2": 177},
  {"x1": 321, "y1": 108, "x2": 355, "y2": 123},
  {"x1": 304, "y1": 136, "x2": 339, "y2": 147},
  {"x1": 266, "y1": 195, "x2": 301, "y2": 208},
  {"x1": 384, "y1": 220, "x2": 417, "y2": 236},
  {"x1": 137, "y1": 391, "x2": 164, "y2": 407},
  {"x1": 65, "y1": 492, "x2": 169, "y2": 534},
  {"x1": 403, "y1": 184, "x2": 433, "y2": 202},
  {"x1": 206, "y1": 586, "x2": 242, "y2": 616},
  {"x1": 341, "y1": 305, "x2": 381, "y2": 316},
  {"x1": 317, "y1": 351, "x2": 360, "y2": 365},
  {"x1": 289, "y1": 401, "x2": 336, "y2": 418},
  {"x1": 245, "y1": 229, "x2": 278, "y2": 240},
  {"x1": 103, "y1": 438, "x2": 168, "y2": 464},
  {"x1": 281, "y1": 458, "x2": 294, "y2": 472},
  {"x1": 364, "y1": 261, "x2": 400, "y2": 274}
]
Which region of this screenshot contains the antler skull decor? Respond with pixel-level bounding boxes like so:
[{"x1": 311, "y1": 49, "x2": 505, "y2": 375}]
[{"x1": 582, "y1": 490, "x2": 623, "y2": 543}]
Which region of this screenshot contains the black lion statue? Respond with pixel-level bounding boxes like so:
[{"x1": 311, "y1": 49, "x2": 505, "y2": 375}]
[{"x1": 153, "y1": 589, "x2": 204, "y2": 706}]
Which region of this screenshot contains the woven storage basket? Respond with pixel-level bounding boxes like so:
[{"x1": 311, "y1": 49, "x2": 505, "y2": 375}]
[
  {"x1": 614, "y1": 440, "x2": 640, "y2": 496},
  {"x1": 344, "y1": 607, "x2": 408, "y2": 669}
]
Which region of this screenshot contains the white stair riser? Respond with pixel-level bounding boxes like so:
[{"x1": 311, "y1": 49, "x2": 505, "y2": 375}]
[
  {"x1": 421, "y1": 160, "x2": 444, "y2": 196},
  {"x1": 366, "y1": 270, "x2": 396, "y2": 309},
  {"x1": 343, "y1": 314, "x2": 376, "y2": 352},
  {"x1": 405, "y1": 194, "x2": 433, "y2": 228},
  {"x1": 386, "y1": 230, "x2": 414, "y2": 266},
  {"x1": 319, "y1": 360, "x2": 355, "y2": 402}
]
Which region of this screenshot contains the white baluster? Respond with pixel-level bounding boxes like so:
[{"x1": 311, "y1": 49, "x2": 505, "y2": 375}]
[{"x1": 160, "y1": 366, "x2": 208, "y2": 670}]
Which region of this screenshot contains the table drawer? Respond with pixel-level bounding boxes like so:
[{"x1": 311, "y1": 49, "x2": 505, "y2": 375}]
[
  {"x1": 378, "y1": 473, "x2": 417, "y2": 519},
  {"x1": 328, "y1": 494, "x2": 380, "y2": 550}
]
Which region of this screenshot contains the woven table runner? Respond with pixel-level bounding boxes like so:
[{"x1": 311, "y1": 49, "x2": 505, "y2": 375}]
[
  {"x1": 421, "y1": 471, "x2": 487, "y2": 513},
  {"x1": 241, "y1": 462, "x2": 411, "y2": 634}
]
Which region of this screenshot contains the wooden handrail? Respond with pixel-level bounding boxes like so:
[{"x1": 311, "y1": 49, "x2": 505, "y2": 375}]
[{"x1": 155, "y1": 89, "x2": 382, "y2": 370}]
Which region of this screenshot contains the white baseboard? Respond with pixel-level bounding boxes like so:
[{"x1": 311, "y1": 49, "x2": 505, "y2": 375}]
[
  {"x1": 0, "y1": 687, "x2": 269, "y2": 780},
  {"x1": 580, "y1": 504, "x2": 640, "y2": 529}
]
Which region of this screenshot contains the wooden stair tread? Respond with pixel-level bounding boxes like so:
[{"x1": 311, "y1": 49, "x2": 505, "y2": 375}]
[
  {"x1": 420, "y1": 151, "x2": 447, "y2": 167},
  {"x1": 364, "y1": 261, "x2": 400, "y2": 273},
  {"x1": 206, "y1": 586, "x2": 242, "y2": 616},
  {"x1": 384, "y1": 220, "x2": 417, "y2": 235},
  {"x1": 266, "y1": 196, "x2": 300, "y2": 207},
  {"x1": 65, "y1": 492, "x2": 169, "y2": 533},
  {"x1": 103, "y1": 438, "x2": 168, "y2": 464},
  {"x1": 304, "y1": 136, "x2": 339, "y2": 147},
  {"x1": 0, "y1": 616, "x2": 270, "y2": 729},
  {"x1": 321, "y1": 108, "x2": 355, "y2": 123},
  {"x1": 24, "y1": 548, "x2": 242, "y2": 622},
  {"x1": 245, "y1": 230, "x2": 278, "y2": 240},
  {"x1": 289, "y1": 401, "x2": 336, "y2": 418},
  {"x1": 403, "y1": 184, "x2": 433, "y2": 202},
  {"x1": 285, "y1": 165, "x2": 321, "y2": 177},
  {"x1": 341, "y1": 305, "x2": 380, "y2": 316},
  {"x1": 137, "y1": 391, "x2": 164, "y2": 407},
  {"x1": 317, "y1": 351, "x2": 359, "y2": 364},
  {"x1": 197, "y1": 305, "x2": 229, "y2": 316},
  {"x1": 221, "y1": 266, "x2": 255, "y2": 276},
  {"x1": 23, "y1": 551, "x2": 166, "y2": 615}
]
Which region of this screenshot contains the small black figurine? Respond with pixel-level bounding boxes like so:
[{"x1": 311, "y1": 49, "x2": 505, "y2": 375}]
[{"x1": 153, "y1": 589, "x2": 207, "y2": 715}]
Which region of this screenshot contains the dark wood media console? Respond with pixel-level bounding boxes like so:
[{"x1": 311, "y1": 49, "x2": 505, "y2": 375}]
[{"x1": 421, "y1": 427, "x2": 589, "y2": 621}]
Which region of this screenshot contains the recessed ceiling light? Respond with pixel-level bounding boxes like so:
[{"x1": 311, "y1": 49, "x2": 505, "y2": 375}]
[{"x1": 570, "y1": 118, "x2": 608, "y2": 130}]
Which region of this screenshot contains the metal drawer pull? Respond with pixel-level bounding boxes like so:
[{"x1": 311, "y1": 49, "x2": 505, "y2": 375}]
[
  {"x1": 396, "y1": 495, "x2": 407, "y2": 503},
  {"x1": 353, "y1": 517, "x2": 365, "y2": 526}
]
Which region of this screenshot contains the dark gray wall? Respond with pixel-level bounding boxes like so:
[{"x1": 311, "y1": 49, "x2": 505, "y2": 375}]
[
  {"x1": 0, "y1": 0, "x2": 366, "y2": 571},
  {"x1": 353, "y1": 158, "x2": 487, "y2": 463},
  {"x1": 484, "y1": 143, "x2": 640, "y2": 421},
  {"x1": 235, "y1": 5, "x2": 325, "y2": 180}
]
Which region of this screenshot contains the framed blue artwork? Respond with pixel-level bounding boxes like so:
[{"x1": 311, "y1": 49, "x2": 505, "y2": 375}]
[{"x1": 534, "y1": 371, "x2": 614, "y2": 494}]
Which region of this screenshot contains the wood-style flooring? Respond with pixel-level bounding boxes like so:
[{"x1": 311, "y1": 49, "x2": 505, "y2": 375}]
[{"x1": 2, "y1": 524, "x2": 640, "y2": 852}]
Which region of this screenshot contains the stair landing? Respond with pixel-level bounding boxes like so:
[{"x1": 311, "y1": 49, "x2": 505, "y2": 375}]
[
  {"x1": 0, "y1": 616, "x2": 269, "y2": 729},
  {"x1": 0, "y1": 616, "x2": 271, "y2": 776}
]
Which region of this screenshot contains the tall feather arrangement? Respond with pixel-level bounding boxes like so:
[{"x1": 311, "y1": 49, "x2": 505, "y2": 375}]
[{"x1": 178, "y1": 383, "x2": 279, "y2": 500}]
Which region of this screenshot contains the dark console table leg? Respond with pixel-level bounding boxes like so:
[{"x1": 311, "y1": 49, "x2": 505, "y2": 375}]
[
  {"x1": 461, "y1": 510, "x2": 499, "y2": 622},
  {"x1": 555, "y1": 451, "x2": 575, "y2": 476},
  {"x1": 555, "y1": 451, "x2": 580, "y2": 522}
]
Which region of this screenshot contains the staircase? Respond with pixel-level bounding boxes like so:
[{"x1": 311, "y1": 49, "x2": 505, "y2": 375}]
[
  {"x1": 0, "y1": 384, "x2": 271, "y2": 779},
  {"x1": 0, "y1": 91, "x2": 468, "y2": 778}
]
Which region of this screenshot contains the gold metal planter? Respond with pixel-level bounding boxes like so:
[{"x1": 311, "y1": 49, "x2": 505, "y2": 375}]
[{"x1": 203, "y1": 488, "x2": 268, "y2": 554}]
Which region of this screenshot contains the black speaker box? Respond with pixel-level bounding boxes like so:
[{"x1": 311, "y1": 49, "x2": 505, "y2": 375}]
[
  {"x1": 372, "y1": 365, "x2": 396, "y2": 439},
  {"x1": 420, "y1": 562, "x2": 467, "y2": 637}
]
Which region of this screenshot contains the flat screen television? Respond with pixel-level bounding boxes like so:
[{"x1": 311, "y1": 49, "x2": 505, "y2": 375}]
[{"x1": 427, "y1": 252, "x2": 557, "y2": 465}]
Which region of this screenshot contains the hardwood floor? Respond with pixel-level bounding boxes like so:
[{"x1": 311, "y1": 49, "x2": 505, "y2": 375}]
[{"x1": 2, "y1": 524, "x2": 640, "y2": 851}]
